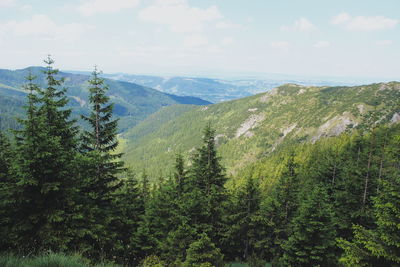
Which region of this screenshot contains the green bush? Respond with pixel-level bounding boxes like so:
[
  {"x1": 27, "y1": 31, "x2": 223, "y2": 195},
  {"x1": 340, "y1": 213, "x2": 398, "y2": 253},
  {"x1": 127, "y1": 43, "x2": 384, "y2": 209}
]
[
  {"x1": 140, "y1": 255, "x2": 166, "y2": 267},
  {"x1": 183, "y1": 233, "x2": 223, "y2": 267}
]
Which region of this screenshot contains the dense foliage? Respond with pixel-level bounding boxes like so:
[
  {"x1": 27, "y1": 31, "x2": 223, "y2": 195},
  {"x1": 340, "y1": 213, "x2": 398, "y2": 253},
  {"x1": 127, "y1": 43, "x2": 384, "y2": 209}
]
[{"x1": 0, "y1": 58, "x2": 399, "y2": 266}]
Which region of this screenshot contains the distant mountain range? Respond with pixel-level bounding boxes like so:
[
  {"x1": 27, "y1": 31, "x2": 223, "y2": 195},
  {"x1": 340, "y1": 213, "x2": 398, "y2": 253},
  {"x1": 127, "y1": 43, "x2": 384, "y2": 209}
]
[
  {"x1": 101, "y1": 72, "x2": 359, "y2": 103},
  {"x1": 119, "y1": 82, "x2": 400, "y2": 178},
  {"x1": 0, "y1": 67, "x2": 210, "y2": 131}
]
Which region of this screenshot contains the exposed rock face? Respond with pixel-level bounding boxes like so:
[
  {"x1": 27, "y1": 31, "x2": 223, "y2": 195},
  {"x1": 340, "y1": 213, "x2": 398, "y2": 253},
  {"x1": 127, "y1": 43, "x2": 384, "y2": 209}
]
[
  {"x1": 259, "y1": 94, "x2": 270, "y2": 103},
  {"x1": 357, "y1": 104, "x2": 366, "y2": 114},
  {"x1": 282, "y1": 124, "x2": 297, "y2": 137},
  {"x1": 391, "y1": 112, "x2": 400, "y2": 124},
  {"x1": 298, "y1": 89, "x2": 306, "y2": 95},
  {"x1": 272, "y1": 124, "x2": 297, "y2": 151},
  {"x1": 236, "y1": 113, "x2": 265, "y2": 138},
  {"x1": 259, "y1": 87, "x2": 279, "y2": 103},
  {"x1": 312, "y1": 112, "x2": 358, "y2": 143},
  {"x1": 215, "y1": 134, "x2": 227, "y2": 145}
]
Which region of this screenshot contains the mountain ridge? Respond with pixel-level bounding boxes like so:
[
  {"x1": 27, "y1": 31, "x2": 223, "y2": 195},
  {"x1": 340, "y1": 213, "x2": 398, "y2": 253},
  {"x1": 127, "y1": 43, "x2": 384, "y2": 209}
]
[
  {"x1": 0, "y1": 66, "x2": 210, "y2": 131},
  {"x1": 120, "y1": 82, "x2": 400, "y2": 178}
]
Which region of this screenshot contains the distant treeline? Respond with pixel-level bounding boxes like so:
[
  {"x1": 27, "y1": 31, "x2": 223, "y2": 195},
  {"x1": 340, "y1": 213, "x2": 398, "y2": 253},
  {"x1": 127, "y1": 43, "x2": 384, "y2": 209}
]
[{"x1": 0, "y1": 57, "x2": 399, "y2": 266}]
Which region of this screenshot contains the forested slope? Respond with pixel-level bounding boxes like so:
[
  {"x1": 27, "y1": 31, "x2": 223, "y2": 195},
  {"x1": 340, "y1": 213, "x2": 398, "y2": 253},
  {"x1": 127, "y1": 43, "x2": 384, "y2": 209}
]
[{"x1": 121, "y1": 82, "x2": 400, "y2": 178}]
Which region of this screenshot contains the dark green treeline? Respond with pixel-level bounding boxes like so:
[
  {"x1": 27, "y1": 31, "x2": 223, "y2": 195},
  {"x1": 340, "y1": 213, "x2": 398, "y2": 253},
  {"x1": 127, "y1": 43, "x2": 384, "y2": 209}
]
[{"x1": 1, "y1": 58, "x2": 400, "y2": 266}]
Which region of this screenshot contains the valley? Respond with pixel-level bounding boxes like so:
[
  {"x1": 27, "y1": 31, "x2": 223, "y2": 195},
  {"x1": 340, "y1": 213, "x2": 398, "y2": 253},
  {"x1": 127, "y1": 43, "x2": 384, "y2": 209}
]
[{"x1": 0, "y1": 67, "x2": 210, "y2": 132}]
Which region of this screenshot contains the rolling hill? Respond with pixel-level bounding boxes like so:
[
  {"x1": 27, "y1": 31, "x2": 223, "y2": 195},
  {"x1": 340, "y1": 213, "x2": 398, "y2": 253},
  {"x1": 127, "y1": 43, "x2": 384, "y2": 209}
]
[
  {"x1": 120, "y1": 82, "x2": 400, "y2": 178},
  {"x1": 0, "y1": 67, "x2": 210, "y2": 131}
]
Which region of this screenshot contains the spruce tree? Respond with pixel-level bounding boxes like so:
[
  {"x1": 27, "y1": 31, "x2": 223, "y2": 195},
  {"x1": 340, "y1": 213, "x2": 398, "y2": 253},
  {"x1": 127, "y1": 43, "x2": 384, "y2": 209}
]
[
  {"x1": 257, "y1": 152, "x2": 300, "y2": 262},
  {"x1": 161, "y1": 155, "x2": 195, "y2": 263},
  {"x1": 174, "y1": 153, "x2": 187, "y2": 195},
  {"x1": 183, "y1": 233, "x2": 224, "y2": 267},
  {"x1": 282, "y1": 185, "x2": 337, "y2": 266},
  {"x1": 12, "y1": 59, "x2": 79, "y2": 252},
  {"x1": 0, "y1": 131, "x2": 14, "y2": 249},
  {"x1": 339, "y1": 132, "x2": 400, "y2": 266},
  {"x1": 79, "y1": 66, "x2": 124, "y2": 258},
  {"x1": 81, "y1": 66, "x2": 124, "y2": 183},
  {"x1": 110, "y1": 169, "x2": 145, "y2": 265},
  {"x1": 186, "y1": 124, "x2": 227, "y2": 243},
  {"x1": 222, "y1": 177, "x2": 261, "y2": 261}
]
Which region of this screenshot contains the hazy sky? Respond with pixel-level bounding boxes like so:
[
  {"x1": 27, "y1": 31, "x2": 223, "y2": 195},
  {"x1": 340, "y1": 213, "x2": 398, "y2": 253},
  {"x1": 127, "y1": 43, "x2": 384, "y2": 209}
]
[{"x1": 0, "y1": 0, "x2": 399, "y2": 79}]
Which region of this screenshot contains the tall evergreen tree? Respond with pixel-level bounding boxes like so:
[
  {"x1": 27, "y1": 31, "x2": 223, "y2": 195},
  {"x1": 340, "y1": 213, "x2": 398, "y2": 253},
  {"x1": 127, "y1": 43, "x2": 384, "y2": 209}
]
[
  {"x1": 257, "y1": 152, "x2": 300, "y2": 262},
  {"x1": 222, "y1": 176, "x2": 261, "y2": 261},
  {"x1": 174, "y1": 153, "x2": 187, "y2": 195},
  {"x1": 81, "y1": 66, "x2": 124, "y2": 179},
  {"x1": 282, "y1": 185, "x2": 337, "y2": 266},
  {"x1": 12, "y1": 58, "x2": 79, "y2": 252},
  {"x1": 109, "y1": 169, "x2": 145, "y2": 265},
  {"x1": 183, "y1": 233, "x2": 224, "y2": 267},
  {"x1": 79, "y1": 66, "x2": 124, "y2": 258},
  {"x1": 0, "y1": 131, "x2": 14, "y2": 250},
  {"x1": 339, "y1": 132, "x2": 400, "y2": 266},
  {"x1": 186, "y1": 124, "x2": 227, "y2": 243}
]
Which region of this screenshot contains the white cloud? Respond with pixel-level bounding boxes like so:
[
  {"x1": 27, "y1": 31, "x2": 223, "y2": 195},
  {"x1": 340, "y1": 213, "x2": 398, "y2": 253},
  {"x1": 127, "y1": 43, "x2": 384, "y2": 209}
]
[
  {"x1": 270, "y1": 41, "x2": 290, "y2": 49},
  {"x1": 78, "y1": 0, "x2": 140, "y2": 16},
  {"x1": 216, "y1": 21, "x2": 242, "y2": 30},
  {"x1": 119, "y1": 45, "x2": 168, "y2": 57},
  {"x1": 221, "y1": 37, "x2": 234, "y2": 46},
  {"x1": 281, "y1": 17, "x2": 317, "y2": 32},
  {"x1": 348, "y1": 16, "x2": 397, "y2": 31},
  {"x1": 332, "y1": 13, "x2": 398, "y2": 31},
  {"x1": 138, "y1": 0, "x2": 223, "y2": 33},
  {"x1": 0, "y1": 0, "x2": 15, "y2": 7},
  {"x1": 0, "y1": 15, "x2": 92, "y2": 42},
  {"x1": 375, "y1": 40, "x2": 393, "y2": 46},
  {"x1": 183, "y1": 34, "x2": 208, "y2": 47},
  {"x1": 331, "y1": 13, "x2": 351, "y2": 25},
  {"x1": 313, "y1": 41, "x2": 331, "y2": 48},
  {"x1": 20, "y1": 4, "x2": 32, "y2": 11}
]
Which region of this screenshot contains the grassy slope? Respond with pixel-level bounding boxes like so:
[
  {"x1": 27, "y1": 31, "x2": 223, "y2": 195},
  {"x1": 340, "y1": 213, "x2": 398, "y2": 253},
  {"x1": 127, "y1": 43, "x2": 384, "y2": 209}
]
[{"x1": 121, "y1": 82, "x2": 400, "y2": 178}]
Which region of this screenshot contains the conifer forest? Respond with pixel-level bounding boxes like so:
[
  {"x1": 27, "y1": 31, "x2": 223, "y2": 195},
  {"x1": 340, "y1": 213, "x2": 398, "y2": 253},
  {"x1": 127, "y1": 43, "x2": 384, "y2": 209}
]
[{"x1": 0, "y1": 57, "x2": 399, "y2": 267}]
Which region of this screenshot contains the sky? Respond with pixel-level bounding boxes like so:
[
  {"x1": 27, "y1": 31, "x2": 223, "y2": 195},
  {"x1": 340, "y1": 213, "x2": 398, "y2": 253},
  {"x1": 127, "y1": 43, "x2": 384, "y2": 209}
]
[{"x1": 0, "y1": 0, "x2": 399, "y2": 79}]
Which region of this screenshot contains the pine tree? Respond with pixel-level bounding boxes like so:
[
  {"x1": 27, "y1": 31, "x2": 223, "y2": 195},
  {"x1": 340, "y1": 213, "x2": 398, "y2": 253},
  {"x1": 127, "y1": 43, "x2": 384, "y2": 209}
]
[
  {"x1": 183, "y1": 233, "x2": 224, "y2": 267},
  {"x1": 186, "y1": 124, "x2": 227, "y2": 243},
  {"x1": 133, "y1": 178, "x2": 171, "y2": 262},
  {"x1": 12, "y1": 58, "x2": 79, "y2": 252},
  {"x1": 257, "y1": 152, "x2": 300, "y2": 262},
  {"x1": 109, "y1": 169, "x2": 145, "y2": 265},
  {"x1": 339, "y1": 132, "x2": 400, "y2": 266},
  {"x1": 79, "y1": 66, "x2": 124, "y2": 259},
  {"x1": 282, "y1": 185, "x2": 337, "y2": 266},
  {"x1": 140, "y1": 169, "x2": 150, "y2": 201},
  {"x1": 0, "y1": 131, "x2": 14, "y2": 250},
  {"x1": 222, "y1": 177, "x2": 261, "y2": 261},
  {"x1": 81, "y1": 66, "x2": 124, "y2": 191},
  {"x1": 174, "y1": 153, "x2": 187, "y2": 195},
  {"x1": 160, "y1": 155, "x2": 199, "y2": 264}
]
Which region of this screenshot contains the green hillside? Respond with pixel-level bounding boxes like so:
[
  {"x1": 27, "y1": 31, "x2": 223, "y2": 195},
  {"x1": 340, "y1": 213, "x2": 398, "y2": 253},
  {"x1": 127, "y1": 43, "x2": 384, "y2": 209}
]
[
  {"x1": 121, "y1": 82, "x2": 400, "y2": 178},
  {"x1": 0, "y1": 67, "x2": 210, "y2": 131}
]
